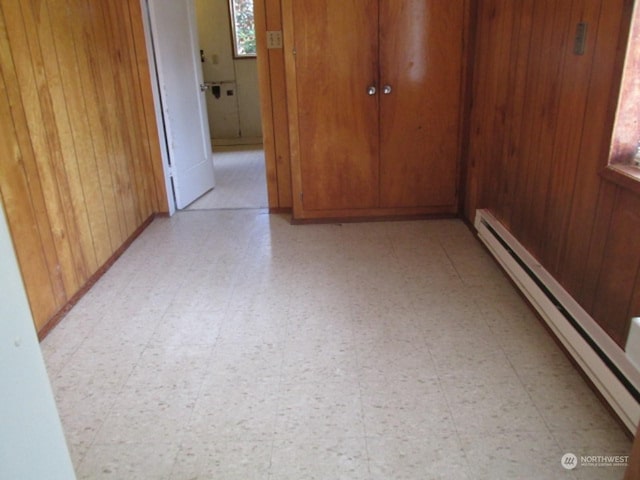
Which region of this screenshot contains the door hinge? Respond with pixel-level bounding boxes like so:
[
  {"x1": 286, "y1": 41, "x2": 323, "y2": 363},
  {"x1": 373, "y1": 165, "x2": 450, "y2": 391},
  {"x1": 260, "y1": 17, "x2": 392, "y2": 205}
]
[{"x1": 167, "y1": 165, "x2": 173, "y2": 177}]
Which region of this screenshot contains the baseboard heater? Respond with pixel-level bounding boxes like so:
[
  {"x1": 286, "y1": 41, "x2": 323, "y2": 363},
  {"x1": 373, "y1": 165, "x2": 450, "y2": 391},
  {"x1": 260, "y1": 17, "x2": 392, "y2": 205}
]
[{"x1": 474, "y1": 209, "x2": 640, "y2": 433}]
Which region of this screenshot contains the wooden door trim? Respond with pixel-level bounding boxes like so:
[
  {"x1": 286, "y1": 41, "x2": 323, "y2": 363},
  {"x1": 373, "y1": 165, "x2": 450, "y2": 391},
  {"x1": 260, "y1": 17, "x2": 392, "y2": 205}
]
[
  {"x1": 459, "y1": 0, "x2": 476, "y2": 217},
  {"x1": 254, "y1": 0, "x2": 279, "y2": 208},
  {"x1": 280, "y1": 0, "x2": 304, "y2": 216}
]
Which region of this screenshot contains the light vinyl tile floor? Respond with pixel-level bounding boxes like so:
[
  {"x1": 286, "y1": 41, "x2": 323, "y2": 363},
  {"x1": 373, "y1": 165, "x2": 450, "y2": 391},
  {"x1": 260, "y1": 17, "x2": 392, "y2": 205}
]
[
  {"x1": 41, "y1": 210, "x2": 631, "y2": 479},
  {"x1": 187, "y1": 146, "x2": 268, "y2": 210}
]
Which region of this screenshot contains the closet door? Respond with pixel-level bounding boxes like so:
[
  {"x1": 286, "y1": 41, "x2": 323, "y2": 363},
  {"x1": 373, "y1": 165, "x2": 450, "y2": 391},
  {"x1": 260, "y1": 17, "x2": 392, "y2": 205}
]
[
  {"x1": 287, "y1": 0, "x2": 380, "y2": 212},
  {"x1": 379, "y1": 0, "x2": 465, "y2": 208}
]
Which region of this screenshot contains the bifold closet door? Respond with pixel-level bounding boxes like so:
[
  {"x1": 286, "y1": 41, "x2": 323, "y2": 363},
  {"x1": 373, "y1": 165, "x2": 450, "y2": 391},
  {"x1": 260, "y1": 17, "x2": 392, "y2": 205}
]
[
  {"x1": 288, "y1": 0, "x2": 380, "y2": 211},
  {"x1": 379, "y1": 0, "x2": 465, "y2": 208}
]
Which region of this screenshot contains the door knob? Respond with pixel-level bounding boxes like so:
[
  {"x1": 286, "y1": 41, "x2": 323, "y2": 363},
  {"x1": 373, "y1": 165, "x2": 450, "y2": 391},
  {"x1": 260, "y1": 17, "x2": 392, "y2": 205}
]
[
  {"x1": 383, "y1": 85, "x2": 392, "y2": 95},
  {"x1": 367, "y1": 86, "x2": 377, "y2": 96}
]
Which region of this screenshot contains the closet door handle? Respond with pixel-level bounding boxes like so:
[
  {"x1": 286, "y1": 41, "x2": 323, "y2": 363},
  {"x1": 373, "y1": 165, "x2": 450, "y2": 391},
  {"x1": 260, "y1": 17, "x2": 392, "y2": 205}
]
[
  {"x1": 367, "y1": 86, "x2": 377, "y2": 96},
  {"x1": 383, "y1": 85, "x2": 392, "y2": 95}
]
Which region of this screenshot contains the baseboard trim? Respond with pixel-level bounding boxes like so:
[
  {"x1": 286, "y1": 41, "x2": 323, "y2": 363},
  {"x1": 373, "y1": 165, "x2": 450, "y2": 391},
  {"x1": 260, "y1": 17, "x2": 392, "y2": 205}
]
[
  {"x1": 212, "y1": 138, "x2": 263, "y2": 147},
  {"x1": 268, "y1": 207, "x2": 292, "y2": 214}
]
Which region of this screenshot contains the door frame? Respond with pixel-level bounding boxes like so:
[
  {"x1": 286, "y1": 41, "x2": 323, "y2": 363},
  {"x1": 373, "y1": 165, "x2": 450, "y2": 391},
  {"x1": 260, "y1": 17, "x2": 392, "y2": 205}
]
[
  {"x1": 140, "y1": 0, "x2": 284, "y2": 215},
  {"x1": 140, "y1": 0, "x2": 176, "y2": 215}
]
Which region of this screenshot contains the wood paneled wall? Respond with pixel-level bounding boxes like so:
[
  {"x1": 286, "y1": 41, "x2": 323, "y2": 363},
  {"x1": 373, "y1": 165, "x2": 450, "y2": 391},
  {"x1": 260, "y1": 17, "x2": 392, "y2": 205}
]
[
  {"x1": 465, "y1": 0, "x2": 639, "y2": 347},
  {"x1": 0, "y1": 0, "x2": 167, "y2": 332}
]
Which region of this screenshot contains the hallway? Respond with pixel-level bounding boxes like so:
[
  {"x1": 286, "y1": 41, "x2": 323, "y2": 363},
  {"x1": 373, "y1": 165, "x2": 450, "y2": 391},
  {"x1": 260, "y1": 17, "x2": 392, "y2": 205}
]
[
  {"x1": 187, "y1": 146, "x2": 268, "y2": 210},
  {"x1": 41, "y1": 211, "x2": 631, "y2": 479}
]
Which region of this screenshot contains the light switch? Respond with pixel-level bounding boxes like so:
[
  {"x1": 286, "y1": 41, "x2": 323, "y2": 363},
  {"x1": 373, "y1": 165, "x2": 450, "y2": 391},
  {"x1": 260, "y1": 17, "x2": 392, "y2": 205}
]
[{"x1": 267, "y1": 30, "x2": 283, "y2": 49}]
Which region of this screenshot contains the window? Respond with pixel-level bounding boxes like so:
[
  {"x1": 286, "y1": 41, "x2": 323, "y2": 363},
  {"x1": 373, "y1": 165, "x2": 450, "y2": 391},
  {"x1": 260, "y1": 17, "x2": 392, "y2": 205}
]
[
  {"x1": 229, "y1": 0, "x2": 256, "y2": 58},
  {"x1": 603, "y1": 1, "x2": 640, "y2": 194}
]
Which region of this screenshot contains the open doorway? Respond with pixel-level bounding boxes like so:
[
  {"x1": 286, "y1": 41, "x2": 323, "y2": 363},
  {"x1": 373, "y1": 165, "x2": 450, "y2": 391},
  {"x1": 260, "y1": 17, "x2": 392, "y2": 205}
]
[
  {"x1": 190, "y1": 0, "x2": 268, "y2": 210},
  {"x1": 187, "y1": 145, "x2": 268, "y2": 208}
]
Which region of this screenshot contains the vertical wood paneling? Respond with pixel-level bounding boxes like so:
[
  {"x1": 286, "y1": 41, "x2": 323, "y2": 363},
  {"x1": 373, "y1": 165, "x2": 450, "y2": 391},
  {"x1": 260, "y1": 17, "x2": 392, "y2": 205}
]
[
  {"x1": 50, "y1": 0, "x2": 113, "y2": 267},
  {"x1": 467, "y1": 0, "x2": 639, "y2": 347},
  {"x1": 541, "y1": 0, "x2": 602, "y2": 276},
  {"x1": 466, "y1": 0, "x2": 518, "y2": 219},
  {"x1": 510, "y1": 0, "x2": 564, "y2": 253},
  {"x1": 579, "y1": 182, "x2": 617, "y2": 309},
  {"x1": 0, "y1": 65, "x2": 58, "y2": 324},
  {"x1": 18, "y1": 0, "x2": 88, "y2": 292},
  {"x1": 103, "y1": 1, "x2": 145, "y2": 231},
  {"x1": 592, "y1": 190, "x2": 640, "y2": 345},
  {"x1": 27, "y1": 0, "x2": 97, "y2": 283},
  {"x1": 0, "y1": 0, "x2": 166, "y2": 332},
  {"x1": 70, "y1": 0, "x2": 122, "y2": 257},
  {"x1": 523, "y1": 1, "x2": 574, "y2": 259},
  {"x1": 498, "y1": 0, "x2": 535, "y2": 226},
  {"x1": 559, "y1": 0, "x2": 628, "y2": 297},
  {"x1": 82, "y1": 0, "x2": 129, "y2": 246},
  {"x1": 1, "y1": 1, "x2": 69, "y2": 306}
]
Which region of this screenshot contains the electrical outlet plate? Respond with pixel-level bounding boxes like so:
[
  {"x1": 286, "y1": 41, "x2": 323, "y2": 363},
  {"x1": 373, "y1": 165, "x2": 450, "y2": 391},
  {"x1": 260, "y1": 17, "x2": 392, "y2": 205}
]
[
  {"x1": 574, "y1": 22, "x2": 587, "y2": 55},
  {"x1": 267, "y1": 30, "x2": 283, "y2": 49}
]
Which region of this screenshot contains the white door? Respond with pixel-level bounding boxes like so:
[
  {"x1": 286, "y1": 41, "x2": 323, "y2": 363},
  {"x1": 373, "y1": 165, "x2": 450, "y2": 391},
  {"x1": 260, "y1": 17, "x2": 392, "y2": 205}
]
[{"x1": 148, "y1": 0, "x2": 215, "y2": 209}]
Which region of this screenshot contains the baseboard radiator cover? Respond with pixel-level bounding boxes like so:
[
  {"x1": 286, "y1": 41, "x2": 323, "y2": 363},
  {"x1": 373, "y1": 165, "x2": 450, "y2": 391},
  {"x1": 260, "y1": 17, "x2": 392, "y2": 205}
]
[{"x1": 474, "y1": 209, "x2": 640, "y2": 432}]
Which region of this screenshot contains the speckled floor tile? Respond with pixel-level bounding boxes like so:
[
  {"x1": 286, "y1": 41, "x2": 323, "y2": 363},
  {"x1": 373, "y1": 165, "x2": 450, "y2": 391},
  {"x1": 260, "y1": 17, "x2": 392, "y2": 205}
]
[
  {"x1": 521, "y1": 373, "x2": 625, "y2": 432},
  {"x1": 443, "y1": 378, "x2": 548, "y2": 434},
  {"x1": 281, "y1": 339, "x2": 359, "y2": 384},
  {"x1": 189, "y1": 380, "x2": 279, "y2": 441},
  {"x1": 459, "y1": 431, "x2": 577, "y2": 480},
  {"x1": 270, "y1": 435, "x2": 369, "y2": 480},
  {"x1": 41, "y1": 211, "x2": 631, "y2": 478},
  {"x1": 148, "y1": 308, "x2": 224, "y2": 346},
  {"x1": 124, "y1": 344, "x2": 213, "y2": 390},
  {"x1": 76, "y1": 442, "x2": 180, "y2": 480},
  {"x1": 216, "y1": 309, "x2": 289, "y2": 346},
  {"x1": 367, "y1": 432, "x2": 470, "y2": 480},
  {"x1": 361, "y1": 379, "x2": 453, "y2": 438},
  {"x1": 275, "y1": 381, "x2": 366, "y2": 438},
  {"x1": 356, "y1": 338, "x2": 437, "y2": 384},
  {"x1": 206, "y1": 341, "x2": 284, "y2": 384},
  {"x1": 170, "y1": 434, "x2": 271, "y2": 480},
  {"x1": 93, "y1": 385, "x2": 199, "y2": 445}
]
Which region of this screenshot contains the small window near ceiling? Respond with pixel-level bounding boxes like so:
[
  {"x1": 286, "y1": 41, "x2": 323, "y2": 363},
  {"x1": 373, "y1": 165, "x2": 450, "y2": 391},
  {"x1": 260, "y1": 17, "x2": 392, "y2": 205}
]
[{"x1": 229, "y1": 0, "x2": 256, "y2": 58}]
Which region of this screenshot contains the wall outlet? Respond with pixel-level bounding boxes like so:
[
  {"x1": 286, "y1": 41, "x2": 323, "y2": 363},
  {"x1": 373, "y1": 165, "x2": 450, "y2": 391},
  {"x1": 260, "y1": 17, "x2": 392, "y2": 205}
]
[{"x1": 267, "y1": 31, "x2": 283, "y2": 49}]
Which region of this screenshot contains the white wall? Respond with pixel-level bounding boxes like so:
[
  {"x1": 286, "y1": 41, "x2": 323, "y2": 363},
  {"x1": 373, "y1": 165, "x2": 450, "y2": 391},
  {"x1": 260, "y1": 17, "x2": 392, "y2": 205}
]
[
  {"x1": 0, "y1": 200, "x2": 76, "y2": 479},
  {"x1": 195, "y1": 0, "x2": 262, "y2": 143},
  {"x1": 235, "y1": 59, "x2": 262, "y2": 140}
]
